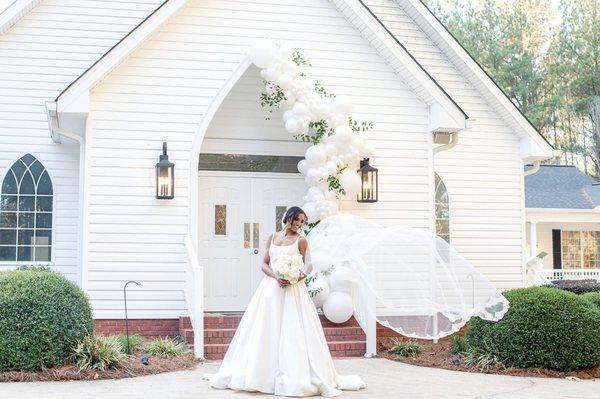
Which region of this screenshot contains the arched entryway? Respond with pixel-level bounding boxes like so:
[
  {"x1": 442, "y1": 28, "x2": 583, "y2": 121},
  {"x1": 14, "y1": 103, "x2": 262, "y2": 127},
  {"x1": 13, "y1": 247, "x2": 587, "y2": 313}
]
[{"x1": 189, "y1": 59, "x2": 308, "y2": 312}]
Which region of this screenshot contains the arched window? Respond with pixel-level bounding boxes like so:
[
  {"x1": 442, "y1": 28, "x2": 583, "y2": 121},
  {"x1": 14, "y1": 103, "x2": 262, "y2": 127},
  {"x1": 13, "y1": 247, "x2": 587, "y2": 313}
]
[
  {"x1": 434, "y1": 172, "x2": 450, "y2": 243},
  {"x1": 0, "y1": 154, "x2": 53, "y2": 262}
]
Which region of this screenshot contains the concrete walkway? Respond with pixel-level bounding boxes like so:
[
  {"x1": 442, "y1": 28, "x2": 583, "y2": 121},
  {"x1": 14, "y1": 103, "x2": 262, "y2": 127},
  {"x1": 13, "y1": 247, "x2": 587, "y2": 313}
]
[{"x1": 0, "y1": 358, "x2": 598, "y2": 399}]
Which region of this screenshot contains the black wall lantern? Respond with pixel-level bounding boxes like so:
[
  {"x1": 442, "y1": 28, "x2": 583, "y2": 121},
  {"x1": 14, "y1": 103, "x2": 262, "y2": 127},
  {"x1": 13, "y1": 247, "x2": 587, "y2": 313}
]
[
  {"x1": 357, "y1": 158, "x2": 378, "y2": 203},
  {"x1": 156, "y1": 142, "x2": 174, "y2": 199}
]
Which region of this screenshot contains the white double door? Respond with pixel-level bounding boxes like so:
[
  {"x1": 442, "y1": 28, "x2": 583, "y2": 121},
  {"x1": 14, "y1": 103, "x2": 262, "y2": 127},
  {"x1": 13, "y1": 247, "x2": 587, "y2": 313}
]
[{"x1": 198, "y1": 171, "x2": 305, "y2": 312}]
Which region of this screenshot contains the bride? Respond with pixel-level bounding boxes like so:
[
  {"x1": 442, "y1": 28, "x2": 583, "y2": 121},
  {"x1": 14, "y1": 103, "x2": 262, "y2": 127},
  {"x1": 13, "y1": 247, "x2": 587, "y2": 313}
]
[{"x1": 203, "y1": 206, "x2": 366, "y2": 397}]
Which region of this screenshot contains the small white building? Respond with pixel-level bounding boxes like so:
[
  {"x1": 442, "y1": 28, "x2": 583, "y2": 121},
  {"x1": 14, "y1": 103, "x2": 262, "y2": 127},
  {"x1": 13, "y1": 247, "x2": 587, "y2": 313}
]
[
  {"x1": 525, "y1": 165, "x2": 600, "y2": 282},
  {"x1": 0, "y1": 0, "x2": 553, "y2": 354}
]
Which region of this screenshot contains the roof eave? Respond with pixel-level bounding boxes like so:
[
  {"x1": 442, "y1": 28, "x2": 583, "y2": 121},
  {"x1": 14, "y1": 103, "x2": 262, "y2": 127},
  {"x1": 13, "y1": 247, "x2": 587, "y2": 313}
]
[{"x1": 0, "y1": 0, "x2": 39, "y2": 35}]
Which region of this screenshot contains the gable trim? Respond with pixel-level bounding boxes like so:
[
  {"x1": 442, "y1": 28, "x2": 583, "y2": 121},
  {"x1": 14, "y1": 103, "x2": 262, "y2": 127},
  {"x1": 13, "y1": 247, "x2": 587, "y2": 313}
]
[
  {"x1": 0, "y1": 0, "x2": 38, "y2": 35},
  {"x1": 400, "y1": 0, "x2": 554, "y2": 155},
  {"x1": 56, "y1": 0, "x2": 187, "y2": 112},
  {"x1": 55, "y1": 0, "x2": 467, "y2": 132}
]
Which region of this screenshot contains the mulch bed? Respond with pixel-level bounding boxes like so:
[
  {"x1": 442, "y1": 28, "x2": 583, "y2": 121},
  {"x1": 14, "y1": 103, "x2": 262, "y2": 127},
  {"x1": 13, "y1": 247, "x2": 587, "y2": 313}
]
[
  {"x1": 377, "y1": 335, "x2": 600, "y2": 380},
  {"x1": 0, "y1": 354, "x2": 201, "y2": 382}
]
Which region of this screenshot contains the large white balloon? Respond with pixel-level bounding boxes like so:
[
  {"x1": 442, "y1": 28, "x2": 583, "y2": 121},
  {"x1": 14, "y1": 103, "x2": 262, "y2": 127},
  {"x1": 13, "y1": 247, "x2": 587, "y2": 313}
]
[
  {"x1": 333, "y1": 125, "x2": 353, "y2": 149},
  {"x1": 297, "y1": 159, "x2": 308, "y2": 175},
  {"x1": 293, "y1": 102, "x2": 309, "y2": 118},
  {"x1": 277, "y1": 74, "x2": 293, "y2": 91},
  {"x1": 285, "y1": 118, "x2": 300, "y2": 134},
  {"x1": 339, "y1": 169, "x2": 362, "y2": 196},
  {"x1": 307, "y1": 186, "x2": 324, "y2": 201},
  {"x1": 283, "y1": 110, "x2": 295, "y2": 122},
  {"x1": 305, "y1": 169, "x2": 321, "y2": 186},
  {"x1": 250, "y1": 40, "x2": 278, "y2": 69},
  {"x1": 334, "y1": 95, "x2": 354, "y2": 116},
  {"x1": 329, "y1": 265, "x2": 355, "y2": 293},
  {"x1": 308, "y1": 278, "x2": 331, "y2": 309},
  {"x1": 302, "y1": 201, "x2": 320, "y2": 221},
  {"x1": 323, "y1": 292, "x2": 353, "y2": 324},
  {"x1": 305, "y1": 145, "x2": 326, "y2": 166}
]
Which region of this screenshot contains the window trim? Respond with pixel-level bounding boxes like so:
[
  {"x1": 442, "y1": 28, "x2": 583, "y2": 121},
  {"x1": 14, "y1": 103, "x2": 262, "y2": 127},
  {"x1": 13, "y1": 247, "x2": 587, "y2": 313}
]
[
  {"x1": 560, "y1": 229, "x2": 600, "y2": 270},
  {"x1": 434, "y1": 172, "x2": 450, "y2": 243},
  {"x1": 0, "y1": 154, "x2": 56, "y2": 265}
]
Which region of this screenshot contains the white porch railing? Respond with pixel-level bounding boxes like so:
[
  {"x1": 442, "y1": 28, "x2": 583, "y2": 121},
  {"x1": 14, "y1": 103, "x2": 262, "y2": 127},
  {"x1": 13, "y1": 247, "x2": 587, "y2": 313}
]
[
  {"x1": 183, "y1": 235, "x2": 204, "y2": 359},
  {"x1": 540, "y1": 269, "x2": 600, "y2": 282}
]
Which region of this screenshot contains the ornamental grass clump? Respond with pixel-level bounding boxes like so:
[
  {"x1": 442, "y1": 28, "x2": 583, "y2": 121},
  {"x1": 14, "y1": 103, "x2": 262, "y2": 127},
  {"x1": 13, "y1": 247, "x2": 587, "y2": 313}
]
[
  {"x1": 146, "y1": 337, "x2": 189, "y2": 356},
  {"x1": 114, "y1": 334, "x2": 144, "y2": 354},
  {"x1": 388, "y1": 338, "x2": 423, "y2": 357},
  {"x1": 449, "y1": 334, "x2": 469, "y2": 355},
  {"x1": 0, "y1": 269, "x2": 93, "y2": 371},
  {"x1": 74, "y1": 335, "x2": 128, "y2": 371},
  {"x1": 467, "y1": 286, "x2": 600, "y2": 371}
]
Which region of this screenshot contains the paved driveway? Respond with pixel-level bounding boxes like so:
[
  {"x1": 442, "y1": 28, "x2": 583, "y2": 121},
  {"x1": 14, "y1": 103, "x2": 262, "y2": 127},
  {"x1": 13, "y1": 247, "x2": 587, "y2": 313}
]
[{"x1": 1, "y1": 358, "x2": 598, "y2": 398}]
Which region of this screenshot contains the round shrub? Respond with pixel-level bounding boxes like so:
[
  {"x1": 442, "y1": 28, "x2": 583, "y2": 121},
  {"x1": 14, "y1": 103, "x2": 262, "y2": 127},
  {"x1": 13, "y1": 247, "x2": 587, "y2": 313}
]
[
  {"x1": 582, "y1": 292, "x2": 600, "y2": 309},
  {"x1": 466, "y1": 286, "x2": 600, "y2": 371},
  {"x1": 0, "y1": 269, "x2": 93, "y2": 371}
]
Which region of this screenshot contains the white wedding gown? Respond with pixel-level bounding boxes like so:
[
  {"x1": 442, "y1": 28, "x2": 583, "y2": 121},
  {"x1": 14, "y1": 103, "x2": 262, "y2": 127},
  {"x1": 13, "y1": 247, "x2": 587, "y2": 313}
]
[{"x1": 203, "y1": 232, "x2": 366, "y2": 397}]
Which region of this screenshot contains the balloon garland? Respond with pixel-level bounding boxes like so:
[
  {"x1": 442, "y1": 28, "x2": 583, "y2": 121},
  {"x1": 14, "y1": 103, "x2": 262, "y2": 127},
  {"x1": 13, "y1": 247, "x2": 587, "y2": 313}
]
[
  {"x1": 250, "y1": 40, "x2": 374, "y2": 323},
  {"x1": 250, "y1": 40, "x2": 375, "y2": 223}
]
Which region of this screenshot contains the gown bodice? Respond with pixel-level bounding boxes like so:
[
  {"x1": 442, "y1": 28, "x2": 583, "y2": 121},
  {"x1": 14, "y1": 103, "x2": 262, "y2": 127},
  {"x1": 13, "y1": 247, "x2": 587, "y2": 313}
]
[{"x1": 269, "y1": 232, "x2": 301, "y2": 261}]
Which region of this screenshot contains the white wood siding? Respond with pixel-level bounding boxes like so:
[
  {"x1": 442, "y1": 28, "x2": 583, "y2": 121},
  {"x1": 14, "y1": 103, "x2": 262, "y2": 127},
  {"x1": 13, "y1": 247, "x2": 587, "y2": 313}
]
[
  {"x1": 86, "y1": 0, "x2": 432, "y2": 318},
  {"x1": 0, "y1": 0, "x2": 164, "y2": 281},
  {"x1": 367, "y1": 0, "x2": 525, "y2": 289}
]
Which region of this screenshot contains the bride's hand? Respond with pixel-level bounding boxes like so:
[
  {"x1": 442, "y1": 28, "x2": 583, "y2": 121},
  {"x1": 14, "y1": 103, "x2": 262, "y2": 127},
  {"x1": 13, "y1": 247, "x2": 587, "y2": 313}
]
[{"x1": 277, "y1": 278, "x2": 291, "y2": 286}]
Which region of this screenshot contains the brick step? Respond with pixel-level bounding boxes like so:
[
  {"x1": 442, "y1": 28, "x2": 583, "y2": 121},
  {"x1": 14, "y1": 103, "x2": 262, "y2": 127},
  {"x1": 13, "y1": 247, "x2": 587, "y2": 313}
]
[
  {"x1": 182, "y1": 326, "x2": 365, "y2": 345},
  {"x1": 203, "y1": 340, "x2": 365, "y2": 360},
  {"x1": 201, "y1": 314, "x2": 361, "y2": 330},
  {"x1": 196, "y1": 328, "x2": 365, "y2": 345}
]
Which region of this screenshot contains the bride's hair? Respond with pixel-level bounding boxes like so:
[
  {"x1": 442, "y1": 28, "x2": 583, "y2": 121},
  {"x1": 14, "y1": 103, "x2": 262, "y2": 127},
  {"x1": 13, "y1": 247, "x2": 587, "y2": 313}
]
[{"x1": 282, "y1": 206, "x2": 307, "y2": 225}]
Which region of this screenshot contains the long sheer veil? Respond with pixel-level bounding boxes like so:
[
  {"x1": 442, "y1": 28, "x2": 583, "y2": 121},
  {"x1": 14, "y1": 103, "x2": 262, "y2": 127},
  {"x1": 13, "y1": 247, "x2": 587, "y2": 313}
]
[{"x1": 304, "y1": 213, "x2": 509, "y2": 340}]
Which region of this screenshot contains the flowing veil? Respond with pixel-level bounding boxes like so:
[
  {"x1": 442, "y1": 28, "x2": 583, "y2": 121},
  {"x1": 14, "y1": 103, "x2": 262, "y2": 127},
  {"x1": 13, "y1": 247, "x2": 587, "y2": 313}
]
[{"x1": 303, "y1": 213, "x2": 509, "y2": 340}]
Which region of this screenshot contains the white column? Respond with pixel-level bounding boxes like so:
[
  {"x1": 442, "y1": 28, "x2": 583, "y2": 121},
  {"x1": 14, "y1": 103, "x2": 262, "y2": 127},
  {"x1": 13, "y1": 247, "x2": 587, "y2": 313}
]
[{"x1": 529, "y1": 222, "x2": 538, "y2": 258}]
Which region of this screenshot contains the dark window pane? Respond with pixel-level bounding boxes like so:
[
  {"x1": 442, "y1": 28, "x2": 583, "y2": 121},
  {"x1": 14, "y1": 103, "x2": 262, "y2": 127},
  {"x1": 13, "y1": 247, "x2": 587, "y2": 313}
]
[
  {"x1": 0, "y1": 212, "x2": 16, "y2": 228},
  {"x1": 18, "y1": 213, "x2": 35, "y2": 228},
  {"x1": 1, "y1": 171, "x2": 17, "y2": 194},
  {"x1": 10, "y1": 161, "x2": 26, "y2": 184},
  {"x1": 36, "y1": 196, "x2": 53, "y2": 212},
  {"x1": 36, "y1": 213, "x2": 52, "y2": 229},
  {"x1": 37, "y1": 171, "x2": 53, "y2": 195},
  {"x1": 0, "y1": 229, "x2": 16, "y2": 245},
  {"x1": 29, "y1": 160, "x2": 44, "y2": 183},
  {"x1": 20, "y1": 154, "x2": 36, "y2": 167},
  {"x1": 20, "y1": 172, "x2": 35, "y2": 194},
  {"x1": 17, "y1": 229, "x2": 35, "y2": 246},
  {"x1": 0, "y1": 246, "x2": 16, "y2": 261},
  {"x1": 199, "y1": 153, "x2": 303, "y2": 173},
  {"x1": 34, "y1": 246, "x2": 51, "y2": 262},
  {"x1": 17, "y1": 246, "x2": 33, "y2": 262},
  {"x1": 34, "y1": 230, "x2": 51, "y2": 246},
  {"x1": 1, "y1": 195, "x2": 17, "y2": 211},
  {"x1": 18, "y1": 196, "x2": 35, "y2": 212}
]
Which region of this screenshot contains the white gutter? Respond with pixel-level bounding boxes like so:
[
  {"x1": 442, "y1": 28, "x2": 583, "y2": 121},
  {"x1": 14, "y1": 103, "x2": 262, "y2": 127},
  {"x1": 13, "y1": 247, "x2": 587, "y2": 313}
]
[{"x1": 45, "y1": 101, "x2": 87, "y2": 287}]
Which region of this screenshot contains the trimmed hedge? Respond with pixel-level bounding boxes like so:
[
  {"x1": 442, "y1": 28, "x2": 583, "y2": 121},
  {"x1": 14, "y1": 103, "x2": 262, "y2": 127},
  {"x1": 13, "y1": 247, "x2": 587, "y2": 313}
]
[
  {"x1": 582, "y1": 292, "x2": 600, "y2": 309},
  {"x1": 467, "y1": 287, "x2": 600, "y2": 371},
  {"x1": 548, "y1": 279, "x2": 600, "y2": 294},
  {"x1": 0, "y1": 269, "x2": 93, "y2": 371}
]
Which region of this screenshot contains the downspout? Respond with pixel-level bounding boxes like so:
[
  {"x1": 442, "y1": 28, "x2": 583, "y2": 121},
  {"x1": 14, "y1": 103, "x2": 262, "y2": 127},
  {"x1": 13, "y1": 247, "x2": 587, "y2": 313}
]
[
  {"x1": 524, "y1": 161, "x2": 541, "y2": 177},
  {"x1": 45, "y1": 101, "x2": 87, "y2": 287},
  {"x1": 432, "y1": 132, "x2": 458, "y2": 155}
]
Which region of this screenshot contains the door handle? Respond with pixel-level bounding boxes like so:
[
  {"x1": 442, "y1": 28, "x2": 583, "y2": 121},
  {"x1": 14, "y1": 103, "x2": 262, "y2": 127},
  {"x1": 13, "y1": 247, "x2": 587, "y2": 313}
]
[{"x1": 254, "y1": 249, "x2": 259, "y2": 254}]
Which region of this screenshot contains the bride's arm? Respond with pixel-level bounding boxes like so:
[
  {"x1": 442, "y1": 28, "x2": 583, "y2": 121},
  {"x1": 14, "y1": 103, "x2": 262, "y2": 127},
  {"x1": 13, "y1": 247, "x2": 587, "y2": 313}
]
[
  {"x1": 261, "y1": 234, "x2": 277, "y2": 279},
  {"x1": 298, "y1": 237, "x2": 312, "y2": 278}
]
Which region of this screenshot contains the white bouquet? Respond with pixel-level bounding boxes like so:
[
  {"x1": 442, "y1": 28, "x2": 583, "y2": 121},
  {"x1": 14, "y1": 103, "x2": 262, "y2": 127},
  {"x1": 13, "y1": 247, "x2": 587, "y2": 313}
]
[{"x1": 272, "y1": 254, "x2": 305, "y2": 285}]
